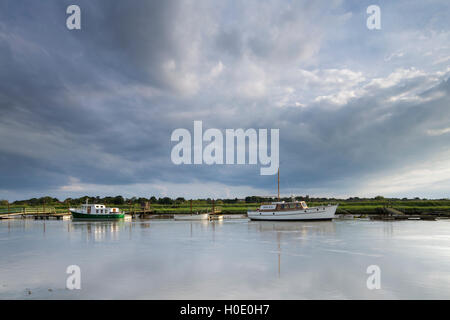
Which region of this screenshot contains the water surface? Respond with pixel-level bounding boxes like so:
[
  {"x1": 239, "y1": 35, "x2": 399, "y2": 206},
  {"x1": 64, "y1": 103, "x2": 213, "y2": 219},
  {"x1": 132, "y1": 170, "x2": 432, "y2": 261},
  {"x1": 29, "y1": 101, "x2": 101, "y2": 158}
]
[{"x1": 1, "y1": 218, "x2": 450, "y2": 299}]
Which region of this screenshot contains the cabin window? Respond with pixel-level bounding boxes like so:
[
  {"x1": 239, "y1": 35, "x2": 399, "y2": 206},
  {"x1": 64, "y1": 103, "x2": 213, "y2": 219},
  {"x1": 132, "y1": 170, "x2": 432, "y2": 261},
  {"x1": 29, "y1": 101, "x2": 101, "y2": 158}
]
[{"x1": 96, "y1": 209, "x2": 99, "y2": 213}]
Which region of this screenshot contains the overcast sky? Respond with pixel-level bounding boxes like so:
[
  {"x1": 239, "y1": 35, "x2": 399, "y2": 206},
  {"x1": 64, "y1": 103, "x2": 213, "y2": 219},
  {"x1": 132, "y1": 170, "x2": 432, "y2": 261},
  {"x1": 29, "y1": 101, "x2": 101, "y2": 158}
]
[{"x1": 1, "y1": 0, "x2": 450, "y2": 201}]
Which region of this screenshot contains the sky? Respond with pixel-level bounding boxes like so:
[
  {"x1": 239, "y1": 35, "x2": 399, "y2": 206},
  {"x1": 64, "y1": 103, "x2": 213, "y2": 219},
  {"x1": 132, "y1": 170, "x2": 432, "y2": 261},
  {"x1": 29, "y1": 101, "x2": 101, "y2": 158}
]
[{"x1": 1, "y1": 0, "x2": 450, "y2": 201}]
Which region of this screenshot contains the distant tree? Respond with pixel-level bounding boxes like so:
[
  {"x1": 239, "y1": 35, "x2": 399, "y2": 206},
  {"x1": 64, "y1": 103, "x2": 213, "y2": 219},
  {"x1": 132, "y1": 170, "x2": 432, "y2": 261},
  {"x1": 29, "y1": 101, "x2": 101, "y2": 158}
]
[
  {"x1": 245, "y1": 196, "x2": 260, "y2": 203},
  {"x1": 149, "y1": 196, "x2": 157, "y2": 203},
  {"x1": 137, "y1": 197, "x2": 148, "y2": 204},
  {"x1": 374, "y1": 196, "x2": 385, "y2": 200},
  {"x1": 113, "y1": 196, "x2": 125, "y2": 205},
  {"x1": 128, "y1": 197, "x2": 137, "y2": 204},
  {"x1": 158, "y1": 197, "x2": 173, "y2": 205},
  {"x1": 102, "y1": 196, "x2": 114, "y2": 204}
]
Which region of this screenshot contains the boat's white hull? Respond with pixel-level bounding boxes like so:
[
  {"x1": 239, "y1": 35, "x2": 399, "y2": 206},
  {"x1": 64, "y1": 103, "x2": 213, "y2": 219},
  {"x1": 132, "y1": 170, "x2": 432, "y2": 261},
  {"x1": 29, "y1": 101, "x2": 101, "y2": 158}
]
[
  {"x1": 247, "y1": 205, "x2": 338, "y2": 221},
  {"x1": 174, "y1": 213, "x2": 209, "y2": 221}
]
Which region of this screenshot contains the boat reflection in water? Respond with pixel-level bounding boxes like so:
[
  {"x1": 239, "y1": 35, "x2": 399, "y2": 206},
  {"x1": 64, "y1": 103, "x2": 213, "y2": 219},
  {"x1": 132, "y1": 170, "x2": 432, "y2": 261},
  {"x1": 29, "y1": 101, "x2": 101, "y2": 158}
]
[
  {"x1": 249, "y1": 220, "x2": 336, "y2": 234},
  {"x1": 71, "y1": 221, "x2": 125, "y2": 242},
  {"x1": 70, "y1": 220, "x2": 152, "y2": 242},
  {"x1": 249, "y1": 221, "x2": 336, "y2": 276}
]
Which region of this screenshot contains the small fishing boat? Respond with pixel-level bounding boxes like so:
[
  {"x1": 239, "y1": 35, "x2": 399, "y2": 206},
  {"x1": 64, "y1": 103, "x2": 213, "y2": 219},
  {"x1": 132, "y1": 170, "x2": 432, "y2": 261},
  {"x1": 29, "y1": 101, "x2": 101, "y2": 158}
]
[
  {"x1": 70, "y1": 202, "x2": 124, "y2": 220},
  {"x1": 173, "y1": 213, "x2": 209, "y2": 221},
  {"x1": 247, "y1": 169, "x2": 338, "y2": 221},
  {"x1": 174, "y1": 199, "x2": 221, "y2": 221}
]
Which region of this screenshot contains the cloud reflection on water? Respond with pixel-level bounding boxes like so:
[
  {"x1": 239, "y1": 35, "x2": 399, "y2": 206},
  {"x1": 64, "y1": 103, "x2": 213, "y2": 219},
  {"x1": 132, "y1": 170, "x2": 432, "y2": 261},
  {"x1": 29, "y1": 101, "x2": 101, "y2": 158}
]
[{"x1": 1, "y1": 219, "x2": 450, "y2": 299}]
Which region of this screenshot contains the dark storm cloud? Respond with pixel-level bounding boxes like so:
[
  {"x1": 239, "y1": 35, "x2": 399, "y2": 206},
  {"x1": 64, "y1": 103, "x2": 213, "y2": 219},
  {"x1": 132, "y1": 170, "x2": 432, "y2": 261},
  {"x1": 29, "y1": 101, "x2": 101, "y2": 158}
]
[{"x1": 0, "y1": 0, "x2": 449, "y2": 199}]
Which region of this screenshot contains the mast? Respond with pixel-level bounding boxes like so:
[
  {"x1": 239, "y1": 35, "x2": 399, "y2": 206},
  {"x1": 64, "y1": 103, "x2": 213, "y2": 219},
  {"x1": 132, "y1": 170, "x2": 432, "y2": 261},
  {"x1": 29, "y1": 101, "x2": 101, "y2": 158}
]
[{"x1": 277, "y1": 168, "x2": 280, "y2": 201}]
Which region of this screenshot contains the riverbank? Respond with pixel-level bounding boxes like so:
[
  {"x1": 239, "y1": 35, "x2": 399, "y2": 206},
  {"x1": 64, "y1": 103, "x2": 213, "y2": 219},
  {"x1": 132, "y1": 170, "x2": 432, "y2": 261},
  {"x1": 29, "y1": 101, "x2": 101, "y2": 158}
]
[{"x1": 2, "y1": 199, "x2": 450, "y2": 216}]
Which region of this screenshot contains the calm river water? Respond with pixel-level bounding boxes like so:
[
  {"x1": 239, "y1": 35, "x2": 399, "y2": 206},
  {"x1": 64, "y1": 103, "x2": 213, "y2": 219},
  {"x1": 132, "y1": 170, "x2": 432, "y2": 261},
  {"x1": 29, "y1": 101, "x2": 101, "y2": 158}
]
[{"x1": 1, "y1": 218, "x2": 450, "y2": 299}]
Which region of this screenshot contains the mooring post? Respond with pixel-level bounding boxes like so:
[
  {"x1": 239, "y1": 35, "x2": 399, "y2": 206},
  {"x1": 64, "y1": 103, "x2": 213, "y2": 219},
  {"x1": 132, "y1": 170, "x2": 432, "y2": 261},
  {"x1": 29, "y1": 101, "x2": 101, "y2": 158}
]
[
  {"x1": 7, "y1": 201, "x2": 10, "y2": 215},
  {"x1": 278, "y1": 168, "x2": 280, "y2": 201}
]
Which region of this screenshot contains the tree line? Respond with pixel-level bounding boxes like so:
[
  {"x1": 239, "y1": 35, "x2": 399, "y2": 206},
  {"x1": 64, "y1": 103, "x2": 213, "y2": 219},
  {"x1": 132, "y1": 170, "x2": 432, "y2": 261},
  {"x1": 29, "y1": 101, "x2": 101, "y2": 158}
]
[{"x1": 0, "y1": 195, "x2": 442, "y2": 207}]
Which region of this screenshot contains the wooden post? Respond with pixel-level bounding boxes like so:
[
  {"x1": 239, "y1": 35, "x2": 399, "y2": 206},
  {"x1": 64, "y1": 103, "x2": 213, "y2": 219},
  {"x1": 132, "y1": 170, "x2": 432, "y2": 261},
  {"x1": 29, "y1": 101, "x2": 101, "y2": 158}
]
[
  {"x1": 277, "y1": 168, "x2": 280, "y2": 201},
  {"x1": 43, "y1": 200, "x2": 45, "y2": 215},
  {"x1": 7, "y1": 200, "x2": 10, "y2": 214},
  {"x1": 190, "y1": 199, "x2": 192, "y2": 214},
  {"x1": 212, "y1": 199, "x2": 215, "y2": 214}
]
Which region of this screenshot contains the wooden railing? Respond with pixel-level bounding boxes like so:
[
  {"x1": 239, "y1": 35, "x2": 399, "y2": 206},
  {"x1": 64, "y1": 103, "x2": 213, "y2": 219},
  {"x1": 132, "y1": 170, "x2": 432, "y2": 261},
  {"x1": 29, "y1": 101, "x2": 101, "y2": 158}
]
[{"x1": 23, "y1": 207, "x2": 57, "y2": 214}]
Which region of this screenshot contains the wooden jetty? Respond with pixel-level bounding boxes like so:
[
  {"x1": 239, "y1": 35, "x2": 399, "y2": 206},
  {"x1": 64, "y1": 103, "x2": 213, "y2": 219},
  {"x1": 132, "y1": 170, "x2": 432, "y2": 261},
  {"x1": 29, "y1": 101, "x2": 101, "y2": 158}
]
[
  {"x1": 208, "y1": 199, "x2": 223, "y2": 221},
  {"x1": 128, "y1": 199, "x2": 224, "y2": 220},
  {"x1": 0, "y1": 207, "x2": 71, "y2": 220},
  {"x1": 370, "y1": 214, "x2": 438, "y2": 221},
  {"x1": 369, "y1": 207, "x2": 446, "y2": 221}
]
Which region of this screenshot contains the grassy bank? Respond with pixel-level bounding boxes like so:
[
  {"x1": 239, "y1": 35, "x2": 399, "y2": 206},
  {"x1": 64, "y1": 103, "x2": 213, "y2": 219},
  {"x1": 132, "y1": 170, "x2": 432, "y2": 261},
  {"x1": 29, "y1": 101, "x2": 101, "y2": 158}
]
[{"x1": 2, "y1": 199, "x2": 450, "y2": 215}]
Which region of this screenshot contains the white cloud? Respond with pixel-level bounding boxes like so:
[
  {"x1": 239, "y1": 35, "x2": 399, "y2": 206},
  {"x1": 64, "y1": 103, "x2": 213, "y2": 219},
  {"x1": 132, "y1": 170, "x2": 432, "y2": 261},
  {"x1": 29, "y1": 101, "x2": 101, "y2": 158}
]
[
  {"x1": 427, "y1": 127, "x2": 450, "y2": 136},
  {"x1": 367, "y1": 68, "x2": 426, "y2": 89},
  {"x1": 357, "y1": 150, "x2": 450, "y2": 198}
]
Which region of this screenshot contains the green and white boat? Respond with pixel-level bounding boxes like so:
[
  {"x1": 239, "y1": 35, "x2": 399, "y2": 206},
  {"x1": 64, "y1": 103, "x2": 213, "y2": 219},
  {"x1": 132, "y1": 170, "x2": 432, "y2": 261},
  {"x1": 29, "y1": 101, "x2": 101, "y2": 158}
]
[{"x1": 70, "y1": 202, "x2": 125, "y2": 220}]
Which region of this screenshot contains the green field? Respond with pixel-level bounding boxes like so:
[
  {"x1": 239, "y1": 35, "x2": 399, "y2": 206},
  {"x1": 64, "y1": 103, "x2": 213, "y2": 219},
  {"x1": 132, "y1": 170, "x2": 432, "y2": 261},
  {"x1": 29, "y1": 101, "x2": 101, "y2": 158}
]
[{"x1": 2, "y1": 199, "x2": 450, "y2": 215}]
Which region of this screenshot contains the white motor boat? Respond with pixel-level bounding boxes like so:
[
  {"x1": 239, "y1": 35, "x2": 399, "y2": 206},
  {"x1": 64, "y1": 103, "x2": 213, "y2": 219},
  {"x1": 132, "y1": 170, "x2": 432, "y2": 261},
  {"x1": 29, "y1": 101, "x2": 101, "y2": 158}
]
[
  {"x1": 247, "y1": 201, "x2": 338, "y2": 221},
  {"x1": 247, "y1": 169, "x2": 338, "y2": 221}
]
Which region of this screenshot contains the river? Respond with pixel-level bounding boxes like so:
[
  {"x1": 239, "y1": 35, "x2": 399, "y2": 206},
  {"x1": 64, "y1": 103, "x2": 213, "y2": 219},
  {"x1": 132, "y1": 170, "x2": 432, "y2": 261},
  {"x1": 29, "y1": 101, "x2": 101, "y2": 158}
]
[{"x1": 1, "y1": 218, "x2": 450, "y2": 299}]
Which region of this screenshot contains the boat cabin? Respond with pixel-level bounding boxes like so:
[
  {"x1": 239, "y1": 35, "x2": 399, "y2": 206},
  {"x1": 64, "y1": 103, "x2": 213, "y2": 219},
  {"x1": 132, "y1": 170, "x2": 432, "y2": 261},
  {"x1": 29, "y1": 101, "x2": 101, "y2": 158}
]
[
  {"x1": 81, "y1": 204, "x2": 120, "y2": 214},
  {"x1": 258, "y1": 201, "x2": 308, "y2": 212}
]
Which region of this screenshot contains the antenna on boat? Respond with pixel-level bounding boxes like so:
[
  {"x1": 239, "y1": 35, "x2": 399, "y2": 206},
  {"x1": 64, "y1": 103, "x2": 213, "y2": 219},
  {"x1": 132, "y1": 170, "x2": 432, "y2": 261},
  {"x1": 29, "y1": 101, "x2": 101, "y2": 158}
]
[{"x1": 277, "y1": 168, "x2": 280, "y2": 201}]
